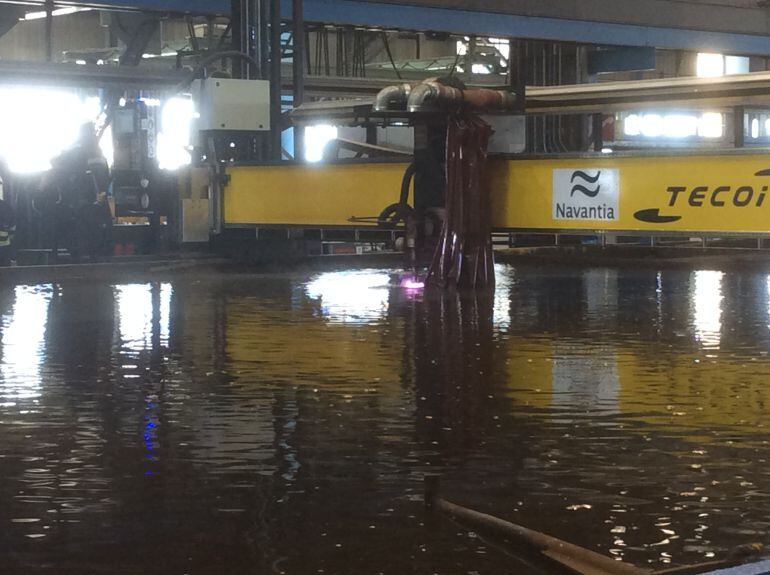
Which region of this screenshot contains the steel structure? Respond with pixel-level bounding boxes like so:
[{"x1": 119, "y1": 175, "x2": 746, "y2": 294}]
[
  {"x1": 6, "y1": 0, "x2": 770, "y2": 55},
  {"x1": 216, "y1": 69, "x2": 770, "y2": 246}
]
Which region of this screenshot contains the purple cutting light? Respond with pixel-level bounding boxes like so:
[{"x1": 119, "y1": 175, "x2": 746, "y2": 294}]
[{"x1": 401, "y1": 278, "x2": 425, "y2": 290}]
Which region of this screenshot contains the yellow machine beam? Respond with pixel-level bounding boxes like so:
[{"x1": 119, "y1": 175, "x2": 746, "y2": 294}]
[
  {"x1": 224, "y1": 153, "x2": 770, "y2": 235},
  {"x1": 225, "y1": 163, "x2": 409, "y2": 227}
]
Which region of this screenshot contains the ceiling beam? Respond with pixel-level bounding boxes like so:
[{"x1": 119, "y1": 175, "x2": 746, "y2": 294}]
[{"x1": 4, "y1": 0, "x2": 770, "y2": 55}]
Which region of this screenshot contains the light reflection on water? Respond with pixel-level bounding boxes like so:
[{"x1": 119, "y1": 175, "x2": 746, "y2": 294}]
[
  {"x1": 115, "y1": 283, "x2": 173, "y2": 352},
  {"x1": 3, "y1": 266, "x2": 770, "y2": 573},
  {"x1": 305, "y1": 269, "x2": 391, "y2": 324},
  {"x1": 160, "y1": 283, "x2": 172, "y2": 346},
  {"x1": 305, "y1": 266, "x2": 515, "y2": 329},
  {"x1": 116, "y1": 284, "x2": 154, "y2": 351},
  {"x1": 692, "y1": 270, "x2": 724, "y2": 349},
  {"x1": 493, "y1": 263, "x2": 513, "y2": 329},
  {"x1": 0, "y1": 285, "x2": 51, "y2": 401}
]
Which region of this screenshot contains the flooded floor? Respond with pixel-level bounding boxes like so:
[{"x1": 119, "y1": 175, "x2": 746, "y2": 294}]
[{"x1": 1, "y1": 263, "x2": 770, "y2": 573}]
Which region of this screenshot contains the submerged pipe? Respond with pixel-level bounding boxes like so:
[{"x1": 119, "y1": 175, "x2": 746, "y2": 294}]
[
  {"x1": 373, "y1": 83, "x2": 412, "y2": 111},
  {"x1": 425, "y1": 476, "x2": 765, "y2": 575},
  {"x1": 425, "y1": 476, "x2": 650, "y2": 575}
]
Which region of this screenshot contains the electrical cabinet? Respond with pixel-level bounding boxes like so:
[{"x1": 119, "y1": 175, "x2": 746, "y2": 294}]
[{"x1": 193, "y1": 78, "x2": 270, "y2": 132}]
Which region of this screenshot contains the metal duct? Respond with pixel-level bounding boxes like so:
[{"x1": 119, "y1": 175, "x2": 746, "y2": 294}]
[
  {"x1": 406, "y1": 81, "x2": 461, "y2": 113},
  {"x1": 462, "y1": 88, "x2": 518, "y2": 111},
  {"x1": 373, "y1": 83, "x2": 412, "y2": 111},
  {"x1": 406, "y1": 80, "x2": 517, "y2": 113}
]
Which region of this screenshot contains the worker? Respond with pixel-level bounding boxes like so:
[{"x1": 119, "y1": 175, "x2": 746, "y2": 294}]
[
  {"x1": 48, "y1": 122, "x2": 111, "y2": 260},
  {"x1": 0, "y1": 182, "x2": 15, "y2": 267},
  {"x1": 82, "y1": 190, "x2": 114, "y2": 260}
]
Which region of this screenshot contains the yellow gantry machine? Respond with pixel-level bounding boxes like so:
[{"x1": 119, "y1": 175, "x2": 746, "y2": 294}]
[
  {"x1": 214, "y1": 71, "x2": 770, "y2": 241},
  {"x1": 225, "y1": 154, "x2": 770, "y2": 235}
]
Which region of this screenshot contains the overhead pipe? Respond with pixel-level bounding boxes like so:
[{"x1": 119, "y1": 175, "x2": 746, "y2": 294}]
[
  {"x1": 463, "y1": 87, "x2": 519, "y2": 110},
  {"x1": 406, "y1": 80, "x2": 461, "y2": 113},
  {"x1": 375, "y1": 79, "x2": 517, "y2": 114},
  {"x1": 373, "y1": 83, "x2": 412, "y2": 111},
  {"x1": 405, "y1": 80, "x2": 518, "y2": 113}
]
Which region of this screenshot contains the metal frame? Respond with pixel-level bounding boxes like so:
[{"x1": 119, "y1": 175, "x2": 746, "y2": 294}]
[{"x1": 9, "y1": 0, "x2": 770, "y2": 54}]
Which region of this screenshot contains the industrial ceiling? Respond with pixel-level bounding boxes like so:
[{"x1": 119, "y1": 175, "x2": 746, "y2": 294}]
[{"x1": 3, "y1": 0, "x2": 770, "y2": 54}]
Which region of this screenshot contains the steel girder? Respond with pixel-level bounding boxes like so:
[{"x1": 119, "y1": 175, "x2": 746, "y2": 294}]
[{"x1": 5, "y1": 0, "x2": 770, "y2": 55}]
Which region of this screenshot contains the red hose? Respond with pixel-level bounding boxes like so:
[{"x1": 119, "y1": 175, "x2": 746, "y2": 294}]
[{"x1": 426, "y1": 114, "x2": 495, "y2": 289}]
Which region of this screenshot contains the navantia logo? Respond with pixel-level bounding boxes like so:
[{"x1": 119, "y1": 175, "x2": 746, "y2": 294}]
[
  {"x1": 553, "y1": 168, "x2": 620, "y2": 222},
  {"x1": 634, "y1": 169, "x2": 770, "y2": 224},
  {"x1": 570, "y1": 170, "x2": 602, "y2": 198}
]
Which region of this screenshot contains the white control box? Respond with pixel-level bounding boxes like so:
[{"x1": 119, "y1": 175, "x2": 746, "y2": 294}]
[{"x1": 193, "y1": 78, "x2": 270, "y2": 132}]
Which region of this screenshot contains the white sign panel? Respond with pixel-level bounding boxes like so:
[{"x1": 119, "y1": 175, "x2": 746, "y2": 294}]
[{"x1": 553, "y1": 168, "x2": 620, "y2": 221}]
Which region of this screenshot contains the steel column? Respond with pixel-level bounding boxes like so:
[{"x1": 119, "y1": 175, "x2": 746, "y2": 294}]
[
  {"x1": 509, "y1": 38, "x2": 526, "y2": 113},
  {"x1": 232, "y1": 0, "x2": 265, "y2": 78},
  {"x1": 734, "y1": 105, "x2": 745, "y2": 148},
  {"x1": 292, "y1": 0, "x2": 305, "y2": 160},
  {"x1": 259, "y1": 0, "x2": 270, "y2": 76},
  {"x1": 44, "y1": 0, "x2": 53, "y2": 62},
  {"x1": 269, "y1": 0, "x2": 282, "y2": 159},
  {"x1": 231, "y1": 0, "x2": 245, "y2": 77},
  {"x1": 591, "y1": 113, "x2": 603, "y2": 152}
]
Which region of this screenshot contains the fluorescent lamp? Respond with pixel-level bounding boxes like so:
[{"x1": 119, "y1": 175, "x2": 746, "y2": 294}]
[
  {"x1": 696, "y1": 53, "x2": 725, "y2": 78},
  {"x1": 698, "y1": 112, "x2": 724, "y2": 138},
  {"x1": 25, "y1": 7, "x2": 89, "y2": 20}
]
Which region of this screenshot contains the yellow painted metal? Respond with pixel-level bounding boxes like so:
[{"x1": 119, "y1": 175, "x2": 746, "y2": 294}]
[
  {"x1": 614, "y1": 346, "x2": 770, "y2": 434},
  {"x1": 488, "y1": 154, "x2": 770, "y2": 233},
  {"x1": 224, "y1": 280, "x2": 404, "y2": 388},
  {"x1": 218, "y1": 263, "x2": 770, "y2": 435},
  {"x1": 225, "y1": 163, "x2": 410, "y2": 226},
  {"x1": 503, "y1": 338, "x2": 770, "y2": 436},
  {"x1": 224, "y1": 298, "x2": 770, "y2": 435},
  {"x1": 225, "y1": 154, "x2": 770, "y2": 234}
]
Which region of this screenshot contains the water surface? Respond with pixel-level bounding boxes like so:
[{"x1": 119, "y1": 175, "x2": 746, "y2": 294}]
[{"x1": 1, "y1": 264, "x2": 770, "y2": 573}]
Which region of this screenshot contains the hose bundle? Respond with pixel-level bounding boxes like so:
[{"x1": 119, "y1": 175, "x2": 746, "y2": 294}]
[{"x1": 426, "y1": 114, "x2": 495, "y2": 289}]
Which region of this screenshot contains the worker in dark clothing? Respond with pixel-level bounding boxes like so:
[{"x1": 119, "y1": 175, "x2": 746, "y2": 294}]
[
  {"x1": 0, "y1": 189, "x2": 15, "y2": 267},
  {"x1": 48, "y1": 122, "x2": 111, "y2": 260},
  {"x1": 82, "y1": 190, "x2": 114, "y2": 259}
]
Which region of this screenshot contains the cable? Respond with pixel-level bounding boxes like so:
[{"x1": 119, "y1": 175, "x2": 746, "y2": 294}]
[
  {"x1": 175, "y1": 50, "x2": 261, "y2": 91},
  {"x1": 380, "y1": 31, "x2": 402, "y2": 80},
  {"x1": 448, "y1": 46, "x2": 462, "y2": 77}
]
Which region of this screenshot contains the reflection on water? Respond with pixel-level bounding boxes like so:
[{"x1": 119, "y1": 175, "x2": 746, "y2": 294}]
[
  {"x1": 116, "y1": 283, "x2": 173, "y2": 352},
  {"x1": 117, "y1": 283, "x2": 153, "y2": 351},
  {"x1": 0, "y1": 286, "x2": 50, "y2": 401},
  {"x1": 693, "y1": 270, "x2": 723, "y2": 349},
  {"x1": 493, "y1": 264, "x2": 513, "y2": 329},
  {"x1": 3, "y1": 265, "x2": 770, "y2": 573},
  {"x1": 551, "y1": 342, "x2": 620, "y2": 414},
  {"x1": 160, "y1": 283, "x2": 172, "y2": 345},
  {"x1": 306, "y1": 269, "x2": 391, "y2": 324}
]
